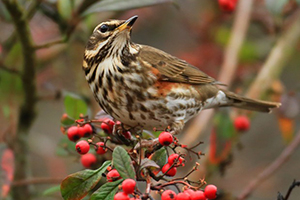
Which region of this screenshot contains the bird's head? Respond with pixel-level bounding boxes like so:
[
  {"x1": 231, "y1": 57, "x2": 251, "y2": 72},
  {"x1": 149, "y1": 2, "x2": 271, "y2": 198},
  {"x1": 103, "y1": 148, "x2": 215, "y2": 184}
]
[{"x1": 84, "y1": 15, "x2": 138, "y2": 55}]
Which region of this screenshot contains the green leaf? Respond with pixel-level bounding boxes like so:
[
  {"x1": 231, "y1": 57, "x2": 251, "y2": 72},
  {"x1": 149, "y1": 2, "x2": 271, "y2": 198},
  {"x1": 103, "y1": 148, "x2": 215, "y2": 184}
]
[
  {"x1": 43, "y1": 185, "x2": 61, "y2": 196},
  {"x1": 150, "y1": 147, "x2": 167, "y2": 168},
  {"x1": 214, "y1": 112, "x2": 235, "y2": 139},
  {"x1": 90, "y1": 179, "x2": 123, "y2": 200},
  {"x1": 61, "y1": 114, "x2": 76, "y2": 126},
  {"x1": 82, "y1": 0, "x2": 174, "y2": 16},
  {"x1": 61, "y1": 161, "x2": 111, "y2": 200},
  {"x1": 140, "y1": 158, "x2": 160, "y2": 170},
  {"x1": 64, "y1": 93, "x2": 88, "y2": 119},
  {"x1": 112, "y1": 146, "x2": 135, "y2": 179}
]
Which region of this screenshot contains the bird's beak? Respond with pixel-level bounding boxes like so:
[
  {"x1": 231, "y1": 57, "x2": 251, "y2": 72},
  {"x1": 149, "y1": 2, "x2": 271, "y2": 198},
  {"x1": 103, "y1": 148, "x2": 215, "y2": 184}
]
[{"x1": 118, "y1": 15, "x2": 138, "y2": 31}]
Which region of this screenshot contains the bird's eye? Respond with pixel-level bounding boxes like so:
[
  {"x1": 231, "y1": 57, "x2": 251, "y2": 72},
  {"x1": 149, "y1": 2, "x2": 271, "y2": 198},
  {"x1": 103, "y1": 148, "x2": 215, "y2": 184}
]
[{"x1": 99, "y1": 24, "x2": 109, "y2": 33}]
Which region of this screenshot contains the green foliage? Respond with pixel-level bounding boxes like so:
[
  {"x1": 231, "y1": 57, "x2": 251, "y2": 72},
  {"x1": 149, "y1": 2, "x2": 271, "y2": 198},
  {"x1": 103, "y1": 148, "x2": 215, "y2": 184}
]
[
  {"x1": 64, "y1": 93, "x2": 88, "y2": 119},
  {"x1": 214, "y1": 112, "x2": 235, "y2": 139},
  {"x1": 112, "y1": 146, "x2": 136, "y2": 179},
  {"x1": 42, "y1": 185, "x2": 61, "y2": 196},
  {"x1": 214, "y1": 26, "x2": 259, "y2": 63},
  {"x1": 140, "y1": 158, "x2": 160, "y2": 173},
  {"x1": 60, "y1": 161, "x2": 111, "y2": 200},
  {"x1": 61, "y1": 114, "x2": 76, "y2": 126},
  {"x1": 150, "y1": 147, "x2": 167, "y2": 168},
  {"x1": 82, "y1": 0, "x2": 175, "y2": 16},
  {"x1": 90, "y1": 179, "x2": 123, "y2": 200}
]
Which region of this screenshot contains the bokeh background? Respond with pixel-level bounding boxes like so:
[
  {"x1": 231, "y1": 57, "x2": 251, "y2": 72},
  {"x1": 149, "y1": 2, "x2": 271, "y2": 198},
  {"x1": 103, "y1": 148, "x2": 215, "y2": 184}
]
[{"x1": 0, "y1": 0, "x2": 300, "y2": 200}]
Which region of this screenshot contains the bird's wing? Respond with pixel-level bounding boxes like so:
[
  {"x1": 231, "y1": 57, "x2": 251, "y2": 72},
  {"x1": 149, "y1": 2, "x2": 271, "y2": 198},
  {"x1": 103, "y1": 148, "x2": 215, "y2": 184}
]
[{"x1": 138, "y1": 45, "x2": 220, "y2": 85}]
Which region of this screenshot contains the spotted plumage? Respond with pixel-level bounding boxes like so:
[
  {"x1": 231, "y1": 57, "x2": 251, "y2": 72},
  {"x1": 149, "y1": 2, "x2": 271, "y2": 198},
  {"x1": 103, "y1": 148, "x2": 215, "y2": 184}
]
[{"x1": 83, "y1": 16, "x2": 280, "y2": 133}]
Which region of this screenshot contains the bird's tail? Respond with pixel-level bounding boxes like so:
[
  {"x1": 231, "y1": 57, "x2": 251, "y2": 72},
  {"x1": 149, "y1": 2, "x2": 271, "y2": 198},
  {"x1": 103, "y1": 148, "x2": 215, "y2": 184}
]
[{"x1": 222, "y1": 90, "x2": 281, "y2": 113}]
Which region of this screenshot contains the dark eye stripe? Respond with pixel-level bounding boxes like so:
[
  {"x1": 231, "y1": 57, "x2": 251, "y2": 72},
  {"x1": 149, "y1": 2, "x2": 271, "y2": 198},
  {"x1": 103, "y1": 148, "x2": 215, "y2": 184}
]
[{"x1": 108, "y1": 24, "x2": 117, "y2": 31}]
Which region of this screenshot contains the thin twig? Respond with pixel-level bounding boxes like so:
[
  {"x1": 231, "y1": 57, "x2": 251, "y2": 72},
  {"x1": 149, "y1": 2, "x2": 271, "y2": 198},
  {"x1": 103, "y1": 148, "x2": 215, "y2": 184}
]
[
  {"x1": 0, "y1": 63, "x2": 21, "y2": 75},
  {"x1": 34, "y1": 38, "x2": 67, "y2": 49},
  {"x1": 284, "y1": 180, "x2": 300, "y2": 200},
  {"x1": 237, "y1": 129, "x2": 300, "y2": 200},
  {"x1": 12, "y1": 177, "x2": 63, "y2": 186},
  {"x1": 3, "y1": 0, "x2": 38, "y2": 200}
]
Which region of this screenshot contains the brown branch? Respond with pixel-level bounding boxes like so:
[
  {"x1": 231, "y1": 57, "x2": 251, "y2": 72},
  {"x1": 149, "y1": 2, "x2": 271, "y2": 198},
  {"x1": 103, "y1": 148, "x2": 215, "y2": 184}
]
[
  {"x1": 12, "y1": 177, "x2": 63, "y2": 186},
  {"x1": 34, "y1": 38, "x2": 67, "y2": 49},
  {"x1": 181, "y1": 0, "x2": 254, "y2": 145},
  {"x1": 2, "y1": 0, "x2": 38, "y2": 200},
  {"x1": 237, "y1": 129, "x2": 300, "y2": 200},
  {"x1": 0, "y1": 63, "x2": 21, "y2": 75}
]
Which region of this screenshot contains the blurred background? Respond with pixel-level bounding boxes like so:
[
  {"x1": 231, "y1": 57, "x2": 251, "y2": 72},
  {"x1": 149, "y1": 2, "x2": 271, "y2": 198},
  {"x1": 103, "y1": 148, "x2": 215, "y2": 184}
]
[{"x1": 0, "y1": 0, "x2": 300, "y2": 200}]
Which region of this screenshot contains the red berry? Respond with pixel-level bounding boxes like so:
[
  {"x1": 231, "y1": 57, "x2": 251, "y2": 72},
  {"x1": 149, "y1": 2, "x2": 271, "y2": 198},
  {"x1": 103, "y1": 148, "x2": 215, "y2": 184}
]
[
  {"x1": 78, "y1": 124, "x2": 93, "y2": 137},
  {"x1": 67, "y1": 126, "x2": 81, "y2": 142},
  {"x1": 218, "y1": 0, "x2": 237, "y2": 12},
  {"x1": 234, "y1": 116, "x2": 250, "y2": 131},
  {"x1": 80, "y1": 153, "x2": 96, "y2": 168},
  {"x1": 95, "y1": 142, "x2": 107, "y2": 155},
  {"x1": 101, "y1": 119, "x2": 115, "y2": 134},
  {"x1": 122, "y1": 179, "x2": 136, "y2": 194},
  {"x1": 114, "y1": 192, "x2": 130, "y2": 200},
  {"x1": 159, "y1": 131, "x2": 173, "y2": 146},
  {"x1": 204, "y1": 185, "x2": 217, "y2": 199},
  {"x1": 76, "y1": 140, "x2": 90, "y2": 154},
  {"x1": 177, "y1": 192, "x2": 191, "y2": 200},
  {"x1": 162, "y1": 163, "x2": 177, "y2": 177},
  {"x1": 122, "y1": 131, "x2": 131, "y2": 139},
  {"x1": 184, "y1": 189, "x2": 195, "y2": 196},
  {"x1": 161, "y1": 190, "x2": 177, "y2": 200},
  {"x1": 101, "y1": 123, "x2": 112, "y2": 134},
  {"x1": 107, "y1": 169, "x2": 121, "y2": 182},
  {"x1": 191, "y1": 191, "x2": 206, "y2": 200},
  {"x1": 168, "y1": 154, "x2": 184, "y2": 166}
]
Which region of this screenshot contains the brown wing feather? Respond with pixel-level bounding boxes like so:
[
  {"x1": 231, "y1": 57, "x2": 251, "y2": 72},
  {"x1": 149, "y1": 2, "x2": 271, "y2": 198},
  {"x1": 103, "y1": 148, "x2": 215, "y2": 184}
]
[{"x1": 138, "y1": 45, "x2": 220, "y2": 85}]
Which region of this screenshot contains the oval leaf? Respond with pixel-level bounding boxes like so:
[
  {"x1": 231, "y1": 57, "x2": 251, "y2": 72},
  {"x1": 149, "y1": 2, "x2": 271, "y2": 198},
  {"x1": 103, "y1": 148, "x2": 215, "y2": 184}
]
[
  {"x1": 140, "y1": 158, "x2": 160, "y2": 169},
  {"x1": 150, "y1": 147, "x2": 167, "y2": 168},
  {"x1": 82, "y1": 0, "x2": 174, "y2": 16},
  {"x1": 64, "y1": 93, "x2": 88, "y2": 119},
  {"x1": 61, "y1": 161, "x2": 111, "y2": 200},
  {"x1": 43, "y1": 185, "x2": 61, "y2": 196},
  {"x1": 90, "y1": 179, "x2": 123, "y2": 200},
  {"x1": 112, "y1": 146, "x2": 135, "y2": 179}
]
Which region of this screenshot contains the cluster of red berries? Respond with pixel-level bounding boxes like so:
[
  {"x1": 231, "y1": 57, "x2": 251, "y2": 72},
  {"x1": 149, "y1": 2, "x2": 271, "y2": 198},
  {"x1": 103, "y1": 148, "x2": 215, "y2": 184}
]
[
  {"x1": 67, "y1": 124, "x2": 93, "y2": 142},
  {"x1": 114, "y1": 179, "x2": 136, "y2": 200},
  {"x1": 64, "y1": 117, "x2": 135, "y2": 168},
  {"x1": 101, "y1": 118, "x2": 132, "y2": 139},
  {"x1": 76, "y1": 141, "x2": 107, "y2": 168},
  {"x1": 162, "y1": 154, "x2": 184, "y2": 177},
  {"x1": 218, "y1": 0, "x2": 238, "y2": 12},
  {"x1": 234, "y1": 115, "x2": 250, "y2": 132},
  {"x1": 161, "y1": 185, "x2": 217, "y2": 200}
]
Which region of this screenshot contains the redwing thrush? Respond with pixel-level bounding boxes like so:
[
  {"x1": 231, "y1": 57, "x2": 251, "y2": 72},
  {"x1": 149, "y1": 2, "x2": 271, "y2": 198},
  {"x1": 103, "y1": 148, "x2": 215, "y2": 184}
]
[{"x1": 82, "y1": 16, "x2": 281, "y2": 133}]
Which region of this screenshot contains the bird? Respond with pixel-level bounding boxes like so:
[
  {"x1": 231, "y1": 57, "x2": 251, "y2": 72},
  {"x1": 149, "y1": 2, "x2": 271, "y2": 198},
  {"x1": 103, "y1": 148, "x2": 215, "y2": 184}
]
[{"x1": 82, "y1": 15, "x2": 281, "y2": 134}]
